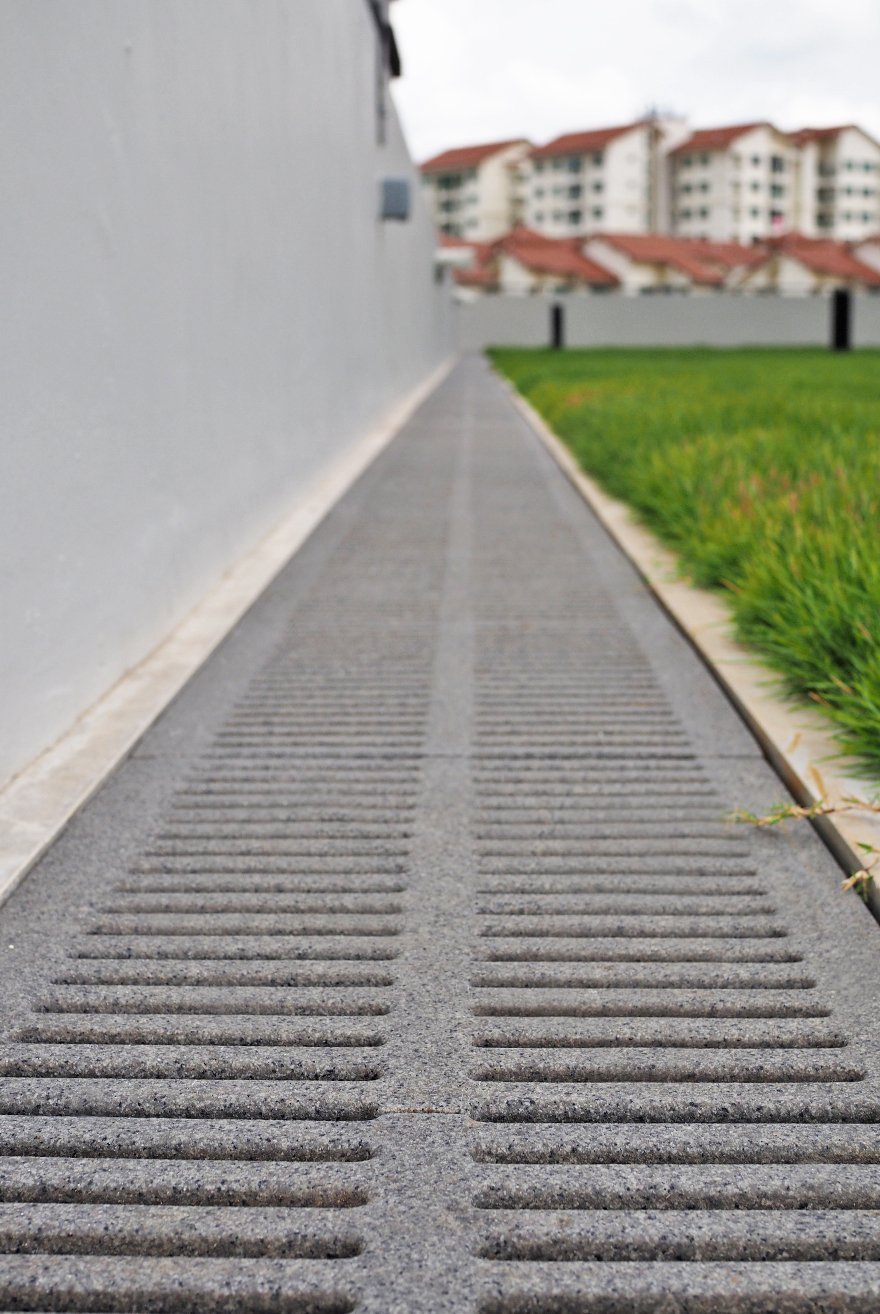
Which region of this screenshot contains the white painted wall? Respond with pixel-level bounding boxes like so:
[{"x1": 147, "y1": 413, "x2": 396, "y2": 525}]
[
  {"x1": 794, "y1": 141, "x2": 820, "y2": 237},
  {"x1": 600, "y1": 129, "x2": 652, "y2": 233},
  {"x1": 0, "y1": 0, "x2": 453, "y2": 787},
  {"x1": 460, "y1": 292, "x2": 880, "y2": 349},
  {"x1": 474, "y1": 144, "x2": 531, "y2": 239}
]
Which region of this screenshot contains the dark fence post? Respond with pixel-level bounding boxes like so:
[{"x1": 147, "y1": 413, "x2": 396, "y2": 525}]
[
  {"x1": 551, "y1": 303, "x2": 565, "y2": 350},
  {"x1": 831, "y1": 288, "x2": 852, "y2": 351}
]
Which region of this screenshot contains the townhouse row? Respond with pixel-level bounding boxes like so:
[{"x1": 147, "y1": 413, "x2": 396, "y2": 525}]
[
  {"x1": 440, "y1": 227, "x2": 880, "y2": 298},
  {"x1": 422, "y1": 119, "x2": 880, "y2": 245}
]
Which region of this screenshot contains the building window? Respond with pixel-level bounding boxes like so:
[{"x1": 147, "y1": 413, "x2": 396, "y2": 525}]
[
  {"x1": 535, "y1": 161, "x2": 545, "y2": 173},
  {"x1": 770, "y1": 155, "x2": 785, "y2": 173},
  {"x1": 535, "y1": 187, "x2": 545, "y2": 198},
  {"x1": 770, "y1": 183, "x2": 785, "y2": 198},
  {"x1": 592, "y1": 151, "x2": 604, "y2": 166},
  {"x1": 568, "y1": 185, "x2": 582, "y2": 199},
  {"x1": 700, "y1": 153, "x2": 710, "y2": 165},
  {"x1": 592, "y1": 181, "x2": 604, "y2": 193},
  {"x1": 567, "y1": 156, "x2": 582, "y2": 172},
  {"x1": 680, "y1": 208, "x2": 692, "y2": 219},
  {"x1": 751, "y1": 155, "x2": 761, "y2": 166},
  {"x1": 569, "y1": 209, "x2": 582, "y2": 224},
  {"x1": 750, "y1": 207, "x2": 760, "y2": 218},
  {"x1": 592, "y1": 206, "x2": 603, "y2": 219},
  {"x1": 535, "y1": 210, "x2": 544, "y2": 222},
  {"x1": 699, "y1": 207, "x2": 709, "y2": 218}
]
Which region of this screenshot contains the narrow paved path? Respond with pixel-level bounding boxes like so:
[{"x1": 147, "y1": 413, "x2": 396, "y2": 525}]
[{"x1": 1, "y1": 356, "x2": 879, "y2": 1312}]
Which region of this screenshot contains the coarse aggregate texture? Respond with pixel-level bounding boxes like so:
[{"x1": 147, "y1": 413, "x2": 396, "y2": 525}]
[
  {"x1": 489, "y1": 346, "x2": 880, "y2": 776},
  {"x1": 0, "y1": 356, "x2": 879, "y2": 1310}
]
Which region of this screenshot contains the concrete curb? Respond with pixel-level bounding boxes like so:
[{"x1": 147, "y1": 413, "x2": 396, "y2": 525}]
[
  {"x1": 0, "y1": 359, "x2": 454, "y2": 907},
  {"x1": 503, "y1": 376, "x2": 880, "y2": 917}
]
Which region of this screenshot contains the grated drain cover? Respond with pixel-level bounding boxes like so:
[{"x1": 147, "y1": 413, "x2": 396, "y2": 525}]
[{"x1": 0, "y1": 358, "x2": 879, "y2": 1311}]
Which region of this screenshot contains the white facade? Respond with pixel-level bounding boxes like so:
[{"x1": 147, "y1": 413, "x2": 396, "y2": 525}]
[
  {"x1": 794, "y1": 128, "x2": 880, "y2": 241},
  {"x1": 422, "y1": 140, "x2": 531, "y2": 240},
  {"x1": 0, "y1": 0, "x2": 453, "y2": 788},
  {"x1": 670, "y1": 125, "x2": 797, "y2": 243},
  {"x1": 522, "y1": 123, "x2": 653, "y2": 237},
  {"x1": 853, "y1": 237, "x2": 880, "y2": 275},
  {"x1": 426, "y1": 118, "x2": 880, "y2": 247},
  {"x1": 652, "y1": 117, "x2": 693, "y2": 231}
]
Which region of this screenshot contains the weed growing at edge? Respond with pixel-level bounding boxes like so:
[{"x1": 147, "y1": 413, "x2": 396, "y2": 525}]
[{"x1": 730, "y1": 797, "x2": 880, "y2": 900}]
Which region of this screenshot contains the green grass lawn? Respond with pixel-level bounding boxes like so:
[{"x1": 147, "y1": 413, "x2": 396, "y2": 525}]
[{"x1": 490, "y1": 347, "x2": 880, "y2": 776}]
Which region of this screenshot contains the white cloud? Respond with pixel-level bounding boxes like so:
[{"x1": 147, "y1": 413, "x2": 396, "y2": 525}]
[{"x1": 392, "y1": 0, "x2": 880, "y2": 159}]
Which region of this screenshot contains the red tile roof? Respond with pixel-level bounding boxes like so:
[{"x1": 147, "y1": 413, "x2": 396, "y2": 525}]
[
  {"x1": 669, "y1": 122, "x2": 773, "y2": 156},
  {"x1": 455, "y1": 262, "x2": 498, "y2": 288},
  {"x1": 690, "y1": 239, "x2": 768, "y2": 270},
  {"x1": 588, "y1": 232, "x2": 731, "y2": 285},
  {"x1": 530, "y1": 122, "x2": 646, "y2": 161},
  {"x1": 439, "y1": 227, "x2": 618, "y2": 289},
  {"x1": 436, "y1": 234, "x2": 497, "y2": 286},
  {"x1": 768, "y1": 233, "x2": 880, "y2": 285},
  {"x1": 493, "y1": 228, "x2": 618, "y2": 285},
  {"x1": 421, "y1": 138, "x2": 529, "y2": 174},
  {"x1": 790, "y1": 124, "x2": 880, "y2": 151},
  {"x1": 790, "y1": 125, "x2": 849, "y2": 146}
]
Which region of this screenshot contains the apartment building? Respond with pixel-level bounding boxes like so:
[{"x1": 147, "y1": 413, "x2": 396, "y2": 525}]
[
  {"x1": 424, "y1": 119, "x2": 880, "y2": 245},
  {"x1": 791, "y1": 126, "x2": 880, "y2": 240},
  {"x1": 668, "y1": 122, "x2": 797, "y2": 243},
  {"x1": 420, "y1": 138, "x2": 531, "y2": 240},
  {"x1": 520, "y1": 121, "x2": 654, "y2": 238}
]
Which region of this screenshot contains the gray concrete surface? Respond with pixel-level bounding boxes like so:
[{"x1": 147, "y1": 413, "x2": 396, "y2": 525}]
[
  {"x1": 1, "y1": 357, "x2": 879, "y2": 1310},
  {"x1": 459, "y1": 291, "x2": 880, "y2": 350}
]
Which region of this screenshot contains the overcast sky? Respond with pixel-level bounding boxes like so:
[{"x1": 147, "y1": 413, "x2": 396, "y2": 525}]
[{"x1": 391, "y1": 0, "x2": 880, "y2": 162}]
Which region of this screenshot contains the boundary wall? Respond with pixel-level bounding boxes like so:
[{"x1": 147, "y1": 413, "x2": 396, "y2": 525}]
[
  {"x1": 459, "y1": 292, "x2": 880, "y2": 350},
  {"x1": 0, "y1": 0, "x2": 453, "y2": 785}
]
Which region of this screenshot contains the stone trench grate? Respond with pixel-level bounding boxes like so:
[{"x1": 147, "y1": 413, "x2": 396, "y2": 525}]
[{"x1": 0, "y1": 357, "x2": 878, "y2": 1311}]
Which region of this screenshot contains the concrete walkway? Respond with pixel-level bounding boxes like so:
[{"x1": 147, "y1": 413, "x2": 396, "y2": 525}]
[{"x1": 1, "y1": 355, "x2": 879, "y2": 1311}]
